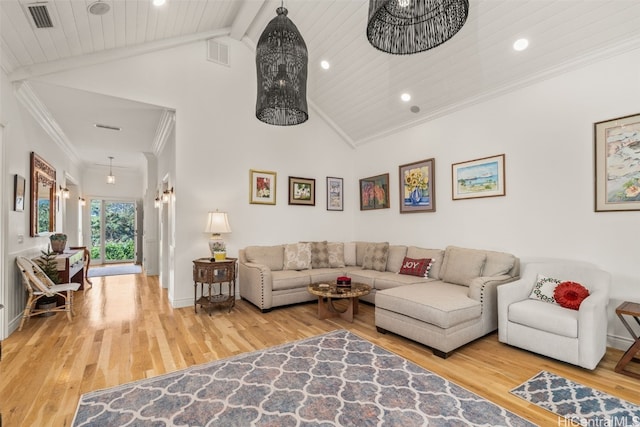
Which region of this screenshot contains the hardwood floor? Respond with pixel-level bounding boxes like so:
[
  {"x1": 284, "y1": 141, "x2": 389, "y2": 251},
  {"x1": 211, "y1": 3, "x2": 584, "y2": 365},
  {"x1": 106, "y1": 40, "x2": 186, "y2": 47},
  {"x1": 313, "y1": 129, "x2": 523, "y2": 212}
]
[{"x1": 1, "y1": 272, "x2": 638, "y2": 426}]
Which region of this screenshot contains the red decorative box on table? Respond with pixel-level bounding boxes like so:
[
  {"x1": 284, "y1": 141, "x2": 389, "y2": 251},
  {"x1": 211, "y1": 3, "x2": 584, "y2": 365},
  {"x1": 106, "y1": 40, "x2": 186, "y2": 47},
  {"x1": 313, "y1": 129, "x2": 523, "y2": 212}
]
[{"x1": 337, "y1": 276, "x2": 351, "y2": 290}]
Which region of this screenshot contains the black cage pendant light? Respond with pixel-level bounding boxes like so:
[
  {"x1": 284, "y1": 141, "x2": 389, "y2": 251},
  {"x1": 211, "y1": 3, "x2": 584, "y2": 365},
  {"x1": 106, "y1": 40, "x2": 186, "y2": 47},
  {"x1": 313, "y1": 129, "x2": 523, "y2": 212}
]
[
  {"x1": 256, "y1": 6, "x2": 308, "y2": 126},
  {"x1": 367, "y1": 0, "x2": 469, "y2": 55}
]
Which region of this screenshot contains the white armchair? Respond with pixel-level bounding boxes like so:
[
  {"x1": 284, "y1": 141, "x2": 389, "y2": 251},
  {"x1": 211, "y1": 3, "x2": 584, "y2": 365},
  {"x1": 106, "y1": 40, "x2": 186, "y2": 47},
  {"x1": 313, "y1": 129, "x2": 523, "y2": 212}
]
[{"x1": 498, "y1": 261, "x2": 610, "y2": 370}]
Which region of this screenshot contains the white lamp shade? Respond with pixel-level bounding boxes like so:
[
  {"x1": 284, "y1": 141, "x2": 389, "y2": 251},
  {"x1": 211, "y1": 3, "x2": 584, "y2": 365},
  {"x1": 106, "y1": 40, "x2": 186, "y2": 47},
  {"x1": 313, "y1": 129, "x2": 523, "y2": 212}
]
[{"x1": 205, "y1": 211, "x2": 231, "y2": 234}]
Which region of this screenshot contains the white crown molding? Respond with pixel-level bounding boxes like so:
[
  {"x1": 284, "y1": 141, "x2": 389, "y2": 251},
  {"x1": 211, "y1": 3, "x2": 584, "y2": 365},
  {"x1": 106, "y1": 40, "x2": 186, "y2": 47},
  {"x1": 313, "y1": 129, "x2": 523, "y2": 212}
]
[
  {"x1": 9, "y1": 28, "x2": 231, "y2": 82},
  {"x1": 152, "y1": 109, "x2": 176, "y2": 156},
  {"x1": 15, "y1": 81, "x2": 81, "y2": 164}
]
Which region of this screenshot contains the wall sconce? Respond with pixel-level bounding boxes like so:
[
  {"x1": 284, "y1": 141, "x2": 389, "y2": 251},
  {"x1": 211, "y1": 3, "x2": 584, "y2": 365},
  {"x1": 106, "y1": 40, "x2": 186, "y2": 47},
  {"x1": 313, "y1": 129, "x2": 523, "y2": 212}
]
[
  {"x1": 60, "y1": 186, "x2": 70, "y2": 199},
  {"x1": 162, "y1": 188, "x2": 173, "y2": 203},
  {"x1": 79, "y1": 197, "x2": 86, "y2": 206}
]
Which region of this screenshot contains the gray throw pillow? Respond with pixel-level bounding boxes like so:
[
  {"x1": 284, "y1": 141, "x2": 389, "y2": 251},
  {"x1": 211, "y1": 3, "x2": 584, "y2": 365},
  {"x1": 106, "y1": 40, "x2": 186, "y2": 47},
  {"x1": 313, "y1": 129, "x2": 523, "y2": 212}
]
[{"x1": 362, "y1": 242, "x2": 389, "y2": 272}]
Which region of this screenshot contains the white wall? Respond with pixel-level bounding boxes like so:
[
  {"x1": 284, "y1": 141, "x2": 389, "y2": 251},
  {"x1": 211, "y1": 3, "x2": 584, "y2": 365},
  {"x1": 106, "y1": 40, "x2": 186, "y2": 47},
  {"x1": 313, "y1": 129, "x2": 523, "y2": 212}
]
[
  {"x1": 38, "y1": 37, "x2": 357, "y2": 308},
  {"x1": 353, "y1": 47, "x2": 640, "y2": 346},
  {"x1": 1, "y1": 70, "x2": 83, "y2": 334}
]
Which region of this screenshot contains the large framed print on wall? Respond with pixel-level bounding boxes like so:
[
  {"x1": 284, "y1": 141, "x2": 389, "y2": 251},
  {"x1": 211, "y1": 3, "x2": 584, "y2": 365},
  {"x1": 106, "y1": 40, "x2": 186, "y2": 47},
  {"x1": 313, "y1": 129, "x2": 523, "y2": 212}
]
[{"x1": 594, "y1": 113, "x2": 640, "y2": 212}]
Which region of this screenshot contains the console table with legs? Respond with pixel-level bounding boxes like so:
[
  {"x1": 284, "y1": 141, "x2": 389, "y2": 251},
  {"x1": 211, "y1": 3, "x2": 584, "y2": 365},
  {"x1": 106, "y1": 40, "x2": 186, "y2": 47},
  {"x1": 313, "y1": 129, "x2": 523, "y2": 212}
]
[{"x1": 193, "y1": 258, "x2": 237, "y2": 314}]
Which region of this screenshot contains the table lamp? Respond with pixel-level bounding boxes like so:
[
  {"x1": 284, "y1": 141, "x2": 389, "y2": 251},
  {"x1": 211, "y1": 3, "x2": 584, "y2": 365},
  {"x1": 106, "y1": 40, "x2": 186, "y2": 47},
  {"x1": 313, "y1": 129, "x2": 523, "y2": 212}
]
[{"x1": 205, "y1": 211, "x2": 231, "y2": 261}]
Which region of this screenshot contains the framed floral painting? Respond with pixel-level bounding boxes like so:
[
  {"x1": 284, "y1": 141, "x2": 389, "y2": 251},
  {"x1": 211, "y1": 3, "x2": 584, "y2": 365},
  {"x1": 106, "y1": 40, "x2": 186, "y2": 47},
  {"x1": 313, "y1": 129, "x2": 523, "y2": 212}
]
[
  {"x1": 249, "y1": 169, "x2": 276, "y2": 205},
  {"x1": 360, "y1": 173, "x2": 389, "y2": 210},
  {"x1": 288, "y1": 176, "x2": 315, "y2": 206},
  {"x1": 452, "y1": 154, "x2": 505, "y2": 200},
  {"x1": 594, "y1": 113, "x2": 640, "y2": 211},
  {"x1": 326, "y1": 176, "x2": 343, "y2": 211},
  {"x1": 399, "y1": 158, "x2": 435, "y2": 213}
]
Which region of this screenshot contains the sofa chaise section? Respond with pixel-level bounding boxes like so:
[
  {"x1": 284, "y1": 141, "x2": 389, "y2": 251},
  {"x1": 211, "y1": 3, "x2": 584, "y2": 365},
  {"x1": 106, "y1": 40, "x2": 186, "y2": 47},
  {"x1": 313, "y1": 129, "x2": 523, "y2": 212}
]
[{"x1": 375, "y1": 246, "x2": 520, "y2": 358}]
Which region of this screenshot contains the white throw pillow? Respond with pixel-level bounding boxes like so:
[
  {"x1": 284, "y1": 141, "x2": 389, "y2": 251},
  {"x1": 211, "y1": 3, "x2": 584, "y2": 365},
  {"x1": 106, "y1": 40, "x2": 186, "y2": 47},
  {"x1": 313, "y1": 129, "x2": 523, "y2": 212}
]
[
  {"x1": 283, "y1": 243, "x2": 311, "y2": 270},
  {"x1": 529, "y1": 274, "x2": 561, "y2": 304},
  {"x1": 327, "y1": 242, "x2": 346, "y2": 268},
  {"x1": 344, "y1": 242, "x2": 357, "y2": 266}
]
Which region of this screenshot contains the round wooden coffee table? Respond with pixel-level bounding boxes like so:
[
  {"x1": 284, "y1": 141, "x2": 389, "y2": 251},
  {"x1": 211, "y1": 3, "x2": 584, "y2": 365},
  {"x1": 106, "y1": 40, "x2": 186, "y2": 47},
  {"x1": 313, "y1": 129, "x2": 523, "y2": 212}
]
[{"x1": 307, "y1": 283, "x2": 371, "y2": 322}]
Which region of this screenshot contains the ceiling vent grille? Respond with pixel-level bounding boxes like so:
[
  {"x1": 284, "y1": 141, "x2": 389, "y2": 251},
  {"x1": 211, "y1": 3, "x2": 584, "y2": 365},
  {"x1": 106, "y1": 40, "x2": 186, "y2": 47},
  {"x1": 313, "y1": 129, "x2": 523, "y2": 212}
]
[
  {"x1": 26, "y1": 3, "x2": 53, "y2": 28},
  {"x1": 207, "y1": 40, "x2": 230, "y2": 67}
]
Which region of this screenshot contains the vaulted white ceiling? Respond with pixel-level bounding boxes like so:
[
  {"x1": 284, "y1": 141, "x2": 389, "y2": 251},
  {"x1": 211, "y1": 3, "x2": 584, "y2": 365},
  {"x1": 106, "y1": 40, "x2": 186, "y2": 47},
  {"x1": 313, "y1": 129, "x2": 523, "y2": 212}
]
[{"x1": 3, "y1": 0, "x2": 640, "y2": 169}]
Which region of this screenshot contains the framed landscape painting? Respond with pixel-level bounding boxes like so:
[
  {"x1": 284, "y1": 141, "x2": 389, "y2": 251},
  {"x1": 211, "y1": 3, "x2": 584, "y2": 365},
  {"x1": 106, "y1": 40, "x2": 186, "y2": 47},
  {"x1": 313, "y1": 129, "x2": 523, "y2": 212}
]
[
  {"x1": 399, "y1": 158, "x2": 435, "y2": 213},
  {"x1": 452, "y1": 154, "x2": 505, "y2": 200},
  {"x1": 249, "y1": 169, "x2": 276, "y2": 205},
  {"x1": 360, "y1": 173, "x2": 389, "y2": 210},
  {"x1": 326, "y1": 177, "x2": 343, "y2": 211},
  {"x1": 289, "y1": 176, "x2": 315, "y2": 206},
  {"x1": 594, "y1": 113, "x2": 640, "y2": 212}
]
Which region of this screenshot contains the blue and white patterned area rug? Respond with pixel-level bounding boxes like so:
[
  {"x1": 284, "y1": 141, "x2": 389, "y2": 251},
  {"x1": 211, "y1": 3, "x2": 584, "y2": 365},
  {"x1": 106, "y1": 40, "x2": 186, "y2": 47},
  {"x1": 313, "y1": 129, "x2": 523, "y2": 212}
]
[
  {"x1": 73, "y1": 330, "x2": 535, "y2": 426},
  {"x1": 511, "y1": 370, "x2": 640, "y2": 426}
]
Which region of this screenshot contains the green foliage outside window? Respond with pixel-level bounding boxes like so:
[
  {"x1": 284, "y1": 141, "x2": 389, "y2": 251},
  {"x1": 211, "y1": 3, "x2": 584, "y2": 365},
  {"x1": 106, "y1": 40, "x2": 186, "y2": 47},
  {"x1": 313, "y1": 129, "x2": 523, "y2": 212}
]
[{"x1": 90, "y1": 201, "x2": 136, "y2": 261}]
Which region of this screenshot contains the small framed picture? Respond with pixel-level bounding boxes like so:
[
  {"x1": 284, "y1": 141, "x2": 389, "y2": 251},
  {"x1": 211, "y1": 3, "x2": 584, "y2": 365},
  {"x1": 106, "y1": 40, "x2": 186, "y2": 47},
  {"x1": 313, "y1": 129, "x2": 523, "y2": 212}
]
[
  {"x1": 360, "y1": 173, "x2": 390, "y2": 210},
  {"x1": 289, "y1": 176, "x2": 315, "y2": 206},
  {"x1": 326, "y1": 177, "x2": 343, "y2": 211},
  {"x1": 594, "y1": 113, "x2": 640, "y2": 211},
  {"x1": 14, "y1": 174, "x2": 25, "y2": 212},
  {"x1": 399, "y1": 158, "x2": 435, "y2": 213},
  {"x1": 249, "y1": 169, "x2": 276, "y2": 205},
  {"x1": 452, "y1": 154, "x2": 505, "y2": 200}
]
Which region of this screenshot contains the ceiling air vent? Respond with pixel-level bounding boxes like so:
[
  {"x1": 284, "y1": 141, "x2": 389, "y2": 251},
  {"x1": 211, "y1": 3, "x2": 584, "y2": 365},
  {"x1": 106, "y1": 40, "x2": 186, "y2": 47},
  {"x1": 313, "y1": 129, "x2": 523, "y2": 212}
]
[
  {"x1": 207, "y1": 40, "x2": 230, "y2": 67},
  {"x1": 26, "y1": 3, "x2": 53, "y2": 28}
]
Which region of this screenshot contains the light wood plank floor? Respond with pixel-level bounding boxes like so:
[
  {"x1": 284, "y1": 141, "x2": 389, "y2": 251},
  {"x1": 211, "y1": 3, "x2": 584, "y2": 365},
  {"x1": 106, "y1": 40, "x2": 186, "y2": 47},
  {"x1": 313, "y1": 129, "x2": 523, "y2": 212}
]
[{"x1": 1, "y1": 272, "x2": 639, "y2": 426}]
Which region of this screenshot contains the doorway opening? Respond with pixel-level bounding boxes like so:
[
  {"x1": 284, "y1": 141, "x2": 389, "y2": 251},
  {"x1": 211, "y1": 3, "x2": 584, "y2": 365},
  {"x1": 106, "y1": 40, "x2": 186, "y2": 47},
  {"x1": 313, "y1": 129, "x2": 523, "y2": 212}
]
[{"x1": 90, "y1": 199, "x2": 137, "y2": 265}]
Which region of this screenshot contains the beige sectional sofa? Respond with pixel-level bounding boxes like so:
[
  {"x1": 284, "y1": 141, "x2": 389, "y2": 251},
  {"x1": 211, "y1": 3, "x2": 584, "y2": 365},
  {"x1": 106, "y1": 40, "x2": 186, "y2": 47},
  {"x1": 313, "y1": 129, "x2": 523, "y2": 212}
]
[{"x1": 238, "y1": 242, "x2": 519, "y2": 357}]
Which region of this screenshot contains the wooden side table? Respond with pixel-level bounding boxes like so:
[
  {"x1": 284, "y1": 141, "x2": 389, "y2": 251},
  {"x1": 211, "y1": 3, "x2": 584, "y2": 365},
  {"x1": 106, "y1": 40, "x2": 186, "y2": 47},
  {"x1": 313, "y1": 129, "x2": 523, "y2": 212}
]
[
  {"x1": 193, "y1": 258, "x2": 237, "y2": 315},
  {"x1": 615, "y1": 301, "x2": 640, "y2": 379}
]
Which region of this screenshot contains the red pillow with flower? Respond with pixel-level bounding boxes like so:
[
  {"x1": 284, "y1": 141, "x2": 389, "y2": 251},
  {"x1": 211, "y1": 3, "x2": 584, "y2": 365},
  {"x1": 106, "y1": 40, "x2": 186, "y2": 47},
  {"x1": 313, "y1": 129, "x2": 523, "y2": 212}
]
[
  {"x1": 553, "y1": 281, "x2": 590, "y2": 310},
  {"x1": 399, "y1": 257, "x2": 433, "y2": 277}
]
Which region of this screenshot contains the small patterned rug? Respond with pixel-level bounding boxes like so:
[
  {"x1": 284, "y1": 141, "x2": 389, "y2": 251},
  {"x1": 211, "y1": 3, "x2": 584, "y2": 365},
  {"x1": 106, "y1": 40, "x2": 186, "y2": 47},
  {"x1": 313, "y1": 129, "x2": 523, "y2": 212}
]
[
  {"x1": 73, "y1": 330, "x2": 535, "y2": 426},
  {"x1": 511, "y1": 370, "x2": 640, "y2": 426}
]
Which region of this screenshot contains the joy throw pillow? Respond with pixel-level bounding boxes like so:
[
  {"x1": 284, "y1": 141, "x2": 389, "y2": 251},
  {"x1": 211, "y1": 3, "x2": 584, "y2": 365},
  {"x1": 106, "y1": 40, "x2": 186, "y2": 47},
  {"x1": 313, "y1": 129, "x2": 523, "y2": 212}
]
[{"x1": 399, "y1": 257, "x2": 433, "y2": 277}]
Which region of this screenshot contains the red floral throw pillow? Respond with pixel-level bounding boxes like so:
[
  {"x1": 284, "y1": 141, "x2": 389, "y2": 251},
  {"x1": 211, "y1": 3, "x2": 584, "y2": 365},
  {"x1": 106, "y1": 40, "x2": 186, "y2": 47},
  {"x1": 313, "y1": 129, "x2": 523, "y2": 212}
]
[
  {"x1": 399, "y1": 257, "x2": 433, "y2": 277},
  {"x1": 553, "y1": 281, "x2": 590, "y2": 310}
]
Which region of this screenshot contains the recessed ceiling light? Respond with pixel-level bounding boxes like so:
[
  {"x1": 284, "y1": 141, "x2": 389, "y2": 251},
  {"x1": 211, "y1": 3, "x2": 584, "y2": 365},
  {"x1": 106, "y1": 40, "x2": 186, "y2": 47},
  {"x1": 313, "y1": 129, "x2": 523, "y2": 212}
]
[
  {"x1": 153, "y1": 0, "x2": 166, "y2": 6},
  {"x1": 401, "y1": 93, "x2": 411, "y2": 102},
  {"x1": 513, "y1": 38, "x2": 529, "y2": 51},
  {"x1": 320, "y1": 60, "x2": 330, "y2": 70}
]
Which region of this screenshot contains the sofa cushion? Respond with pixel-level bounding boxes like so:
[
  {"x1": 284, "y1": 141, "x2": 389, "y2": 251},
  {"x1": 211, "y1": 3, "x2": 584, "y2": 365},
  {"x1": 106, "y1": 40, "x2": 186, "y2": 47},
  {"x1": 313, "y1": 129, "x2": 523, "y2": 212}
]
[
  {"x1": 245, "y1": 245, "x2": 284, "y2": 271},
  {"x1": 308, "y1": 241, "x2": 330, "y2": 268},
  {"x1": 283, "y1": 243, "x2": 312, "y2": 270},
  {"x1": 271, "y1": 270, "x2": 312, "y2": 291},
  {"x1": 362, "y1": 242, "x2": 389, "y2": 272},
  {"x1": 386, "y1": 245, "x2": 408, "y2": 273},
  {"x1": 355, "y1": 242, "x2": 369, "y2": 266},
  {"x1": 508, "y1": 299, "x2": 578, "y2": 338},
  {"x1": 327, "y1": 242, "x2": 346, "y2": 268},
  {"x1": 399, "y1": 257, "x2": 433, "y2": 277},
  {"x1": 406, "y1": 247, "x2": 444, "y2": 279},
  {"x1": 349, "y1": 269, "x2": 386, "y2": 288},
  {"x1": 344, "y1": 242, "x2": 357, "y2": 266},
  {"x1": 529, "y1": 274, "x2": 561, "y2": 304},
  {"x1": 483, "y1": 251, "x2": 516, "y2": 277},
  {"x1": 440, "y1": 247, "x2": 487, "y2": 286},
  {"x1": 374, "y1": 273, "x2": 434, "y2": 291},
  {"x1": 376, "y1": 282, "x2": 481, "y2": 329}
]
